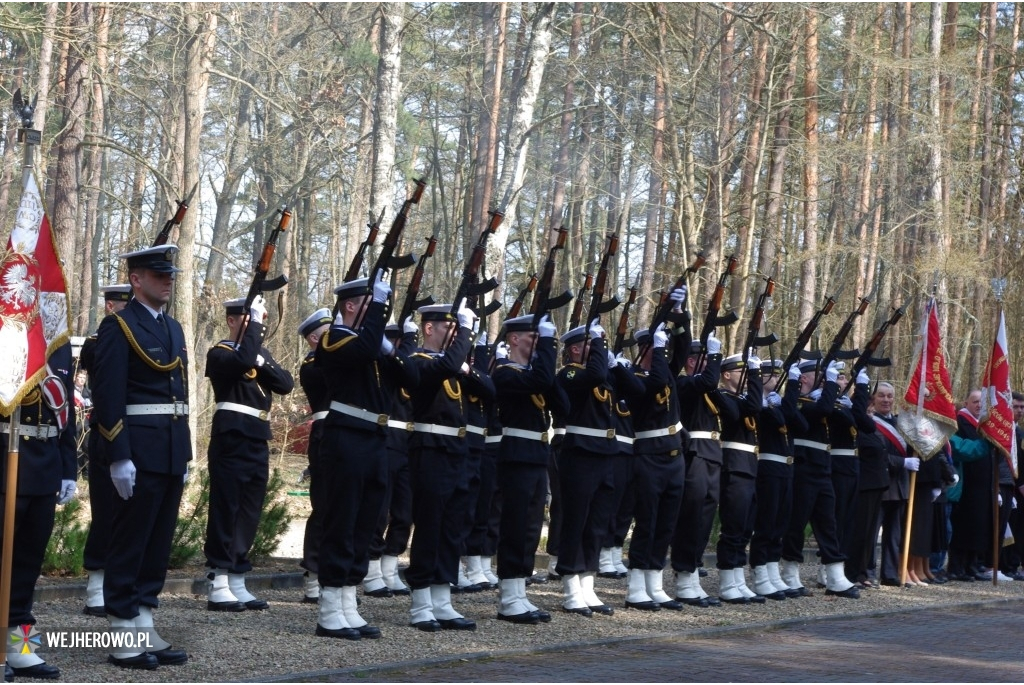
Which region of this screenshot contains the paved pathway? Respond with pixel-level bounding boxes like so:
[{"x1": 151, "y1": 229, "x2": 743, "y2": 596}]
[{"x1": 284, "y1": 600, "x2": 1024, "y2": 683}]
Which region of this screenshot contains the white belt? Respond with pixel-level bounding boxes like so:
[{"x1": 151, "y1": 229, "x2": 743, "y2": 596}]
[
  {"x1": 388, "y1": 419, "x2": 414, "y2": 432},
  {"x1": 831, "y1": 448, "x2": 857, "y2": 457},
  {"x1": 466, "y1": 425, "x2": 488, "y2": 436},
  {"x1": 413, "y1": 422, "x2": 466, "y2": 438},
  {"x1": 125, "y1": 402, "x2": 189, "y2": 417},
  {"x1": 552, "y1": 427, "x2": 566, "y2": 436},
  {"x1": 689, "y1": 430, "x2": 720, "y2": 441},
  {"x1": 310, "y1": 411, "x2": 328, "y2": 421},
  {"x1": 4, "y1": 424, "x2": 58, "y2": 439},
  {"x1": 722, "y1": 441, "x2": 757, "y2": 454},
  {"x1": 758, "y1": 452, "x2": 793, "y2": 465},
  {"x1": 615, "y1": 435, "x2": 634, "y2": 445},
  {"x1": 485, "y1": 434, "x2": 502, "y2": 444},
  {"x1": 329, "y1": 401, "x2": 389, "y2": 427},
  {"x1": 215, "y1": 402, "x2": 269, "y2": 421},
  {"x1": 565, "y1": 425, "x2": 617, "y2": 440},
  {"x1": 502, "y1": 427, "x2": 549, "y2": 444},
  {"x1": 793, "y1": 438, "x2": 829, "y2": 451},
  {"x1": 634, "y1": 422, "x2": 683, "y2": 441}
]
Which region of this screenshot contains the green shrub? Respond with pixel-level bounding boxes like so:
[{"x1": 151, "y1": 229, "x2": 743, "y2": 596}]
[
  {"x1": 43, "y1": 498, "x2": 88, "y2": 575},
  {"x1": 249, "y1": 468, "x2": 293, "y2": 560}
]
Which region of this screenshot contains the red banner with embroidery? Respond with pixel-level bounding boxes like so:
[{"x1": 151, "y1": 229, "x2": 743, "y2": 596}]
[
  {"x1": 979, "y1": 308, "x2": 1017, "y2": 478},
  {"x1": 899, "y1": 297, "x2": 957, "y2": 459},
  {"x1": 0, "y1": 172, "x2": 70, "y2": 415}
]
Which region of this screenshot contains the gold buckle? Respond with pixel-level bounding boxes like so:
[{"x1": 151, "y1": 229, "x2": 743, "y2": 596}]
[
  {"x1": 377, "y1": 414, "x2": 389, "y2": 427},
  {"x1": 482, "y1": 428, "x2": 488, "y2": 437},
  {"x1": 458, "y1": 427, "x2": 467, "y2": 438},
  {"x1": 405, "y1": 422, "x2": 414, "y2": 433},
  {"x1": 710, "y1": 430, "x2": 720, "y2": 440},
  {"x1": 606, "y1": 429, "x2": 616, "y2": 440},
  {"x1": 786, "y1": 456, "x2": 794, "y2": 465},
  {"x1": 259, "y1": 410, "x2": 269, "y2": 421},
  {"x1": 541, "y1": 432, "x2": 549, "y2": 444},
  {"x1": 668, "y1": 424, "x2": 677, "y2": 435}
]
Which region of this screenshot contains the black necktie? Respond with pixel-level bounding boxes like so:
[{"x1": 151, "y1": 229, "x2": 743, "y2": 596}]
[{"x1": 156, "y1": 313, "x2": 171, "y2": 348}]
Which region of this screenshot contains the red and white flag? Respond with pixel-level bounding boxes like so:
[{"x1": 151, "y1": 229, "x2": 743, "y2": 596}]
[
  {"x1": 0, "y1": 172, "x2": 70, "y2": 416},
  {"x1": 979, "y1": 307, "x2": 1017, "y2": 478},
  {"x1": 898, "y1": 297, "x2": 958, "y2": 459}
]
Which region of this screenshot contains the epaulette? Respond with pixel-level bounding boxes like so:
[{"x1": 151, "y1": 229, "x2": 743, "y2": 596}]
[{"x1": 561, "y1": 363, "x2": 586, "y2": 370}]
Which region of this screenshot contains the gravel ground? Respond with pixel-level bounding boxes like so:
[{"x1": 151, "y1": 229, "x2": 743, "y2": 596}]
[{"x1": 20, "y1": 566, "x2": 1024, "y2": 683}]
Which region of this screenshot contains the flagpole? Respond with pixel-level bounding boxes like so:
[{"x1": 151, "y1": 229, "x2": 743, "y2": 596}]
[
  {"x1": 989, "y1": 287, "x2": 1006, "y2": 588},
  {"x1": 900, "y1": 296, "x2": 932, "y2": 586}
]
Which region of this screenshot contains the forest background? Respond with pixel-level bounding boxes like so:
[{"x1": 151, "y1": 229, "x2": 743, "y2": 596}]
[{"x1": 1, "y1": 2, "x2": 1021, "y2": 446}]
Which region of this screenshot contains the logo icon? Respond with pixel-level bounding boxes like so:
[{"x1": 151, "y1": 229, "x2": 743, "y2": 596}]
[{"x1": 8, "y1": 625, "x2": 41, "y2": 654}]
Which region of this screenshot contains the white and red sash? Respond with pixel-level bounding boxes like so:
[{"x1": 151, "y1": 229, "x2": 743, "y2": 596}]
[
  {"x1": 957, "y1": 407, "x2": 979, "y2": 429},
  {"x1": 872, "y1": 415, "x2": 907, "y2": 456}
]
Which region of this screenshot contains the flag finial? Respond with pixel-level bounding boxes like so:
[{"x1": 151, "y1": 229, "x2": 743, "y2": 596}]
[{"x1": 992, "y1": 277, "x2": 1007, "y2": 303}]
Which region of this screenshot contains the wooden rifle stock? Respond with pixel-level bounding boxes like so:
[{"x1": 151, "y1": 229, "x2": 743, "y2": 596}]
[
  {"x1": 397, "y1": 235, "x2": 437, "y2": 325},
  {"x1": 818, "y1": 297, "x2": 871, "y2": 383},
  {"x1": 583, "y1": 233, "x2": 620, "y2": 361},
  {"x1": 345, "y1": 208, "x2": 386, "y2": 282},
  {"x1": 444, "y1": 210, "x2": 503, "y2": 349},
  {"x1": 781, "y1": 294, "x2": 836, "y2": 374},
  {"x1": 613, "y1": 280, "x2": 638, "y2": 355},
  {"x1": 634, "y1": 252, "x2": 706, "y2": 363},
  {"x1": 845, "y1": 304, "x2": 906, "y2": 395},
  {"x1": 152, "y1": 182, "x2": 197, "y2": 247},
  {"x1": 569, "y1": 273, "x2": 592, "y2": 329},
  {"x1": 235, "y1": 207, "x2": 291, "y2": 344},
  {"x1": 736, "y1": 275, "x2": 777, "y2": 389},
  {"x1": 510, "y1": 274, "x2": 538, "y2": 319},
  {"x1": 530, "y1": 226, "x2": 569, "y2": 323}
]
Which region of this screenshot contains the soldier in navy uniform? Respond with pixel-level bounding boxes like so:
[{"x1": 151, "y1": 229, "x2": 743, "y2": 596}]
[
  {"x1": 749, "y1": 360, "x2": 805, "y2": 599},
  {"x1": 79, "y1": 283, "x2": 132, "y2": 617},
  {"x1": 362, "y1": 318, "x2": 417, "y2": 597},
  {"x1": 405, "y1": 301, "x2": 491, "y2": 632},
  {"x1": 491, "y1": 314, "x2": 567, "y2": 623},
  {"x1": 314, "y1": 273, "x2": 416, "y2": 640},
  {"x1": 779, "y1": 358, "x2": 859, "y2": 599},
  {"x1": 91, "y1": 245, "x2": 191, "y2": 669},
  {"x1": 622, "y1": 324, "x2": 686, "y2": 612},
  {"x1": 1, "y1": 343, "x2": 77, "y2": 680},
  {"x1": 203, "y1": 296, "x2": 294, "y2": 611},
  {"x1": 554, "y1": 320, "x2": 621, "y2": 616},
  {"x1": 296, "y1": 307, "x2": 333, "y2": 603},
  {"x1": 669, "y1": 332, "x2": 724, "y2": 607},
  {"x1": 714, "y1": 352, "x2": 764, "y2": 604}
]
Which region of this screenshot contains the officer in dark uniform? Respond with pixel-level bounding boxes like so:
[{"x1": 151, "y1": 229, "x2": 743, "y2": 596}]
[
  {"x1": 491, "y1": 313, "x2": 567, "y2": 623},
  {"x1": 314, "y1": 273, "x2": 415, "y2": 640},
  {"x1": 554, "y1": 320, "x2": 621, "y2": 616},
  {"x1": 670, "y1": 332, "x2": 724, "y2": 607},
  {"x1": 363, "y1": 318, "x2": 417, "y2": 597},
  {"x1": 203, "y1": 296, "x2": 294, "y2": 611},
  {"x1": 405, "y1": 301, "x2": 491, "y2": 632},
  {"x1": 749, "y1": 360, "x2": 805, "y2": 599},
  {"x1": 715, "y1": 352, "x2": 764, "y2": 604},
  {"x1": 296, "y1": 307, "x2": 333, "y2": 603},
  {"x1": 91, "y1": 245, "x2": 191, "y2": 669},
  {"x1": 623, "y1": 324, "x2": 686, "y2": 611},
  {"x1": 779, "y1": 358, "x2": 859, "y2": 598},
  {"x1": 80, "y1": 283, "x2": 131, "y2": 617},
  {"x1": 1, "y1": 343, "x2": 77, "y2": 679}
]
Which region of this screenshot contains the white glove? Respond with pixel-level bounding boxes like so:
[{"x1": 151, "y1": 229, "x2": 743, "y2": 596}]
[
  {"x1": 249, "y1": 295, "x2": 267, "y2": 323},
  {"x1": 952, "y1": 473, "x2": 959, "y2": 485},
  {"x1": 495, "y1": 342, "x2": 510, "y2": 360},
  {"x1": 403, "y1": 316, "x2": 418, "y2": 335},
  {"x1": 57, "y1": 479, "x2": 77, "y2": 505},
  {"x1": 652, "y1": 324, "x2": 669, "y2": 349},
  {"x1": 747, "y1": 354, "x2": 762, "y2": 371},
  {"x1": 456, "y1": 298, "x2": 477, "y2": 330},
  {"x1": 380, "y1": 335, "x2": 394, "y2": 356},
  {"x1": 471, "y1": 316, "x2": 480, "y2": 335},
  {"x1": 808, "y1": 388, "x2": 822, "y2": 401},
  {"x1": 537, "y1": 314, "x2": 556, "y2": 339},
  {"x1": 110, "y1": 459, "x2": 137, "y2": 500},
  {"x1": 669, "y1": 286, "x2": 687, "y2": 309},
  {"x1": 766, "y1": 392, "x2": 782, "y2": 408},
  {"x1": 607, "y1": 350, "x2": 616, "y2": 369},
  {"x1": 931, "y1": 488, "x2": 942, "y2": 502},
  {"x1": 460, "y1": 362, "x2": 471, "y2": 375},
  {"x1": 837, "y1": 395, "x2": 853, "y2": 408},
  {"x1": 334, "y1": 312, "x2": 345, "y2": 326},
  {"x1": 589, "y1": 318, "x2": 605, "y2": 340},
  {"x1": 856, "y1": 368, "x2": 870, "y2": 385},
  {"x1": 255, "y1": 353, "x2": 265, "y2": 367},
  {"x1": 613, "y1": 353, "x2": 632, "y2": 369},
  {"x1": 1013, "y1": 497, "x2": 1017, "y2": 510},
  {"x1": 904, "y1": 456, "x2": 920, "y2": 472},
  {"x1": 788, "y1": 365, "x2": 802, "y2": 381},
  {"x1": 183, "y1": 466, "x2": 190, "y2": 485},
  {"x1": 706, "y1": 332, "x2": 722, "y2": 355},
  {"x1": 998, "y1": 493, "x2": 1003, "y2": 506},
  {"x1": 371, "y1": 269, "x2": 392, "y2": 304},
  {"x1": 825, "y1": 360, "x2": 840, "y2": 383}
]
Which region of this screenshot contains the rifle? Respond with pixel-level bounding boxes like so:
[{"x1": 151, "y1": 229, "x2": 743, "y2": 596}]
[
  {"x1": 397, "y1": 235, "x2": 437, "y2": 326},
  {"x1": 844, "y1": 303, "x2": 906, "y2": 395},
  {"x1": 510, "y1": 274, "x2": 538, "y2": 319},
  {"x1": 583, "y1": 233, "x2": 622, "y2": 359},
  {"x1": 634, "y1": 251, "x2": 706, "y2": 363},
  {"x1": 781, "y1": 294, "x2": 837, "y2": 374},
  {"x1": 693, "y1": 254, "x2": 739, "y2": 368},
  {"x1": 529, "y1": 225, "x2": 573, "y2": 324},
  {"x1": 445, "y1": 210, "x2": 503, "y2": 348},
  {"x1": 816, "y1": 296, "x2": 871, "y2": 386},
  {"x1": 568, "y1": 272, "x2": 593, "y2": 329},
  {"x1": 235, "y1": 206, "x2": 291, "y2": 344},
  {"x1": 153, "y1": 183, "x2": 197, "y2": 247},
  {"x1": 736, "y1": 274, "x2": 780, "y2": 389},
  {"x1": 613, "y1": 278, "x2": 639, "y2": 355},
  {"x1": 344, "y1": 176, "x2": 427, "y2": 325},
  {"x1": 344, "y1": 208, "x2": 386, "y2": 282}
]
